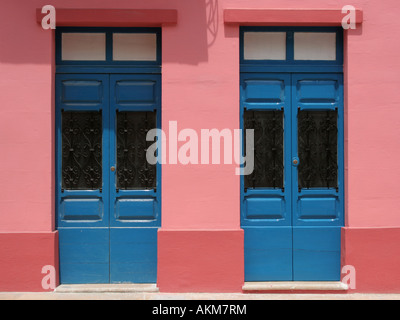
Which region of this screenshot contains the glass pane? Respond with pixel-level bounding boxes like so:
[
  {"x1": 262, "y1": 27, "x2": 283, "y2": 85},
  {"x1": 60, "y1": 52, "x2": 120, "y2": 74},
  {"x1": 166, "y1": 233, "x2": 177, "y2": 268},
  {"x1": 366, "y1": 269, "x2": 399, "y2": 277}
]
[
  {"x1": 113, "y1": 33, "x2": 157, "y2": 61},
  {"x1": 298, "y1": 110, "x2": 338, "y2": 189},
  {"x1": 116, "y1": 111, "x2": 157, "y2": 190},
  {"x1": 244, "y1": 32, "x2": 286, "y2": 60},
  {"x1": 244, "y1": 110, "x2": 284, "y2": 189},
  {"x1": 61, "y1": 33, "x2": 106, "y2": 61},
  {"x1": 294, "y1": 32, "x2": 336, "y2": 61},
  {"x1": 62, "y1": 111, "x2": 102, "y2": 190}
]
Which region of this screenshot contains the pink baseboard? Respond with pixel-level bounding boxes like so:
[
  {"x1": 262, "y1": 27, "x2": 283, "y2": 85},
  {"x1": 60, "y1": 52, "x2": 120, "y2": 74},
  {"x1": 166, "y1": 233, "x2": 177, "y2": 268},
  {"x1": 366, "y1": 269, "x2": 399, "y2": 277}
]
[
  {"x1": 342, "y1": 227, "x2": 400, "y2": 293},
  {"x1": 0, "y1": 232, "x2": 58, "y2": 292},
  {"x1": 1, "y1": 228, "x2": 399, "y2": 293},
  {"x1": 157, "y1": 229, "x2": 244, "y2": 293}
]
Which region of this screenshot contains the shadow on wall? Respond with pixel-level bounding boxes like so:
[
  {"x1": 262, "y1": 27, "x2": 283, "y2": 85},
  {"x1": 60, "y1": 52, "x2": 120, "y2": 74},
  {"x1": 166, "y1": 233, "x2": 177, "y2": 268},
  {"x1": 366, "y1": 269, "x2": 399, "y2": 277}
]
[
  {"x1": 0, "y1": 0, "x2": 220, "y2": 66},
  {"x1": 206, "y1": 0, "x2": 219, "y2": 47},
  {"x1": 0, "y1": 0, "x2": 54, "y2": 65},
  {"x1": 163, "y1": 0, "x2": 219, "y2": 65}
]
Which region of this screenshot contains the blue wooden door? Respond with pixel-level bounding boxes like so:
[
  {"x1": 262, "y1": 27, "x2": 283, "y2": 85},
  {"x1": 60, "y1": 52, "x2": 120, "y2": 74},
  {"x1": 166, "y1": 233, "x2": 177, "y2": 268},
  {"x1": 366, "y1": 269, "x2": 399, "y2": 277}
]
[
  {"x1": 109, "y1": 74, "x2": 161, "y2": 283},
  {"x1": 241, "y1": 73, "x2": 293, "y2": 281},
  {"x1": 291, "y1": 74, "x2": 344, "y2": 280},
  {"x1": 241, "y1": 73, "x2": 344, "y2": 281},
  {"x1": 56, "y1": 74, "x2": 161, "y2": 284}
]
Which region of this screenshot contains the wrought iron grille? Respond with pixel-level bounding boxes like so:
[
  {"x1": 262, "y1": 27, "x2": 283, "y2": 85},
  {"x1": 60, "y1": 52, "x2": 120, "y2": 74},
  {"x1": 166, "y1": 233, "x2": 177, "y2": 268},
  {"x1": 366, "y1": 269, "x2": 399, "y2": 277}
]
[
  {"x1": 116, "y1": 111, "x2": 157, "y2": 190},
  {"x1": 298, "y1": 110, "x2": 338, "y2": 189},
  {"x1": 61, "y1": 111, "x2": 102, "y2": 190},
  {"x1": 244, "y1": 110, "x2": 284, "y2": 190}
]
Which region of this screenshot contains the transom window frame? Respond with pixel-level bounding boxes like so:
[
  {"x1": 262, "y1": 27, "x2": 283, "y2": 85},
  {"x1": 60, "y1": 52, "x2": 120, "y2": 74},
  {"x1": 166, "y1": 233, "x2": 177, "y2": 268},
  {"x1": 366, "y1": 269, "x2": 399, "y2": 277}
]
[
  {"x1": 55, "y1": 27, "x2": 162, "y2": 67},
  {"x1": 240, "y1": 26, "x2": 343, "y2": 71}
]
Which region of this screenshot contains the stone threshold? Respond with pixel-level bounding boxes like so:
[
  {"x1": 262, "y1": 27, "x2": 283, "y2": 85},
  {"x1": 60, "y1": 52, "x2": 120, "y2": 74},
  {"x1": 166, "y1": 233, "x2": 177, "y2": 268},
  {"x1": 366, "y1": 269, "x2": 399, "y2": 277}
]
[
  {"x1": 55, "y1": 284, "x2": 159, "y2": 293},
  {"x1": 243, "y1": 282, "x2": 349, "y2": 292}
]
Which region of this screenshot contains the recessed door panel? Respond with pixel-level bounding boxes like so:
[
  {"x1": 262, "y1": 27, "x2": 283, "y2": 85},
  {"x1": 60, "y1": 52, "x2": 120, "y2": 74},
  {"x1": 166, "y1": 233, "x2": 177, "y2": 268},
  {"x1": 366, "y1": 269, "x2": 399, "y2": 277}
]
[
  {"x1": 110, "y1": 228, "x2": 158, "y2": 283},
  {"x1": 115, "y1": 80, "x2": 156, "y2": 105},
  {"x1": 58, "y1": 228, "x2": 110, "y2": 284},
  {"x1": 241, "y1": 73, "x2": 292, "y2": 281},
  {"x1": 297, "y1": 197, "x2": 339, "y2": 220},
  {"x1": 61, "y1": 80, "x2": 104, "y2": 105},
  {"x1": 245, "y1": 197, "x2": 285, "y2": 220},
  {"x1": 296, "y1": 79, "x2": 338, "y2": 103},
  {"x1": 244, "y1": 79, "x2": 286, "y2": 104},
  {"x1": 60, "y1": 198, "x2": 104, "y2": 221},
  {"x1": 244, "y1": 227, "x2": 293, "y2": 281},
  {"x1": 293, "y1": 227, "x2": 342, "y2": 281},
  {"x1": 115, "y1": 198, "x2": 157, "y2": 221}
]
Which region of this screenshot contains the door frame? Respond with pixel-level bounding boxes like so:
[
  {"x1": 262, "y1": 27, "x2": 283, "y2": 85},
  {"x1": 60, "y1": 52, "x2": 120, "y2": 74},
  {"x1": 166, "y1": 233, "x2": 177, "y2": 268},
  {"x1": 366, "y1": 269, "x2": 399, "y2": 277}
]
[
  {"x1": 239, "y1": 26, "x2": 345, "y2": 281},
  {"x1": 54, "y1": 27, "x2": 162, "y2": 284}
]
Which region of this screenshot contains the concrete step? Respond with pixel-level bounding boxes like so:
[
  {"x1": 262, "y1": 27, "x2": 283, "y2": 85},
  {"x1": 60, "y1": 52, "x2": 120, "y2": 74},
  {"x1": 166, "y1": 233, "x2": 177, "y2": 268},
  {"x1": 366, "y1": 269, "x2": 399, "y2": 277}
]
[
  {"x1": 55, "y1": 284, "x2": 159, "y2": 293},
  {"x1": 242, "y1": 282, "x2": 349, "y2": 292}
]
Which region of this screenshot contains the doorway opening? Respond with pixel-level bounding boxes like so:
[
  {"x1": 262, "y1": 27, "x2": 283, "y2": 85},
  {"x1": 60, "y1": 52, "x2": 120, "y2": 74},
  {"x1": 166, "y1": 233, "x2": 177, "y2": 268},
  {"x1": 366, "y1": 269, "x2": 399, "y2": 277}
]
[
  {"x1": 55, "y1": 27, "x2": 162, "y2": 284},
  {"x1": 240, "y1": 27, "x2": 344, "y2": 281}
]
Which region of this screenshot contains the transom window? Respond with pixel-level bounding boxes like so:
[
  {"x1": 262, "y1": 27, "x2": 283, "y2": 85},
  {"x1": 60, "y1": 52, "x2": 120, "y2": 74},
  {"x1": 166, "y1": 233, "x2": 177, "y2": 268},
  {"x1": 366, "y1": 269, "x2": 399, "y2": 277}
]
[
  {"x1": 56, "y1": 27, "x2": 161, "y2": 65},
  {"x1": 241, "y1": 27, "x2": 343, "y2": 66}
]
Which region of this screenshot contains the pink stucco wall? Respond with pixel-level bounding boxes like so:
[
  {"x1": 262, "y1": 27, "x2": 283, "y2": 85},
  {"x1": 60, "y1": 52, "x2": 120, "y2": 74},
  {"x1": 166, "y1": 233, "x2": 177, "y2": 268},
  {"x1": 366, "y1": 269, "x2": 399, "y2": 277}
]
[{"x1": 0, "y1": 0, "x2": 400, "y2": 292}]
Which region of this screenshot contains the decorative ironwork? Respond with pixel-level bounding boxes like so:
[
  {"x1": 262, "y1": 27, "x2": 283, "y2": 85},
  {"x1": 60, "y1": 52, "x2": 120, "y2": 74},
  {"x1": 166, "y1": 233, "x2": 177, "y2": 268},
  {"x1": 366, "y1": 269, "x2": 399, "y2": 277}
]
[
  {"x1": 116, "y1": 111, "x2": 156, "y2": 190},
  {"x1": 298, "y1": 110, "x2": 338, "y2": 189},
  {"x1": 244, "y1": 110, "x2": 284, "y2": 189},
  {"x1": 61, "y1": 111, "x2": 102, "y2": 190}
]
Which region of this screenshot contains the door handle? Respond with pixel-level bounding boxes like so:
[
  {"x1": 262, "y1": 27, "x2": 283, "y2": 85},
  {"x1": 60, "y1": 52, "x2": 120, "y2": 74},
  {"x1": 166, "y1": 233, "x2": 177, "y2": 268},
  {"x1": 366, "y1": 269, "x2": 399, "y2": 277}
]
[
  {"x1": 111, "y1": 166, "x2": 116, "y2": 172},
  {"x1": 292, "y1": 157, "x2": 299, "y2": 167}
]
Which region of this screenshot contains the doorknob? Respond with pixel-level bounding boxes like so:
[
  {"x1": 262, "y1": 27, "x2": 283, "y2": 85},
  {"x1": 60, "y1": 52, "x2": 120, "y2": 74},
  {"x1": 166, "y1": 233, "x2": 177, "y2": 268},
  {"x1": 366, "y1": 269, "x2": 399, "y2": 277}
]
[
  {"x1": 292, "y1": 157, "x2": 299, "y2": 166},
  {"x1": 111, "y1": 166, "x2": 116, "y2": 172}
]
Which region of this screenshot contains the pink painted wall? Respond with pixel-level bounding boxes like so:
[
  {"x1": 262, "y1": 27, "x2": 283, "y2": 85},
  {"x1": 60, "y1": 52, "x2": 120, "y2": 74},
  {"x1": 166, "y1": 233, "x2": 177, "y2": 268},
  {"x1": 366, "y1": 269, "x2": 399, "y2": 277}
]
[
  {"x1": 343, "y1": 0, "x2": 400, "y2": 228},
  {"x1": 0, "y1": 1, "x2": 55, "y2": 232},
  {"x1": 0, "y1": 0, "x2": 400, "y2": 292},
  {"x1": 1, "y1": 0, "x2": 400, "y2": 233}
]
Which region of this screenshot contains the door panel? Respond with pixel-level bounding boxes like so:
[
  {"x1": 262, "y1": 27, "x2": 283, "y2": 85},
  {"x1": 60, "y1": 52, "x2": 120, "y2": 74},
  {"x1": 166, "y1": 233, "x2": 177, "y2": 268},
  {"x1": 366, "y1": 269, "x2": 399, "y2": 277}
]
[
  {"x1": 58, "y1": 228, "x2": 109, "y2": 284},
  {"x1": 108, "y1": 74, "x2": 161, "y2": 283},
  {"x1": 241, "y1": 73, "x2": 292, "y2": 228},
  {"x1": 292, "y1": 74, "x2": 344, "y2": 227},
  {"x1": 110, "y1": 228, "x2": 158, "y2": 283},
  {"x1": 109, "y1": 74, "x2": 161, "y2": 229},
  {"x1": 291, "y1": 73, "x2": 344, "y2": 281},
  {"x1": 56, "y1": 74, "x2": 110, "y2": 283},
  {"x1": 56, "y1": 74, "x2": 110, "y2": 229},
  {"x1": 241, "y1": 73, "x2": 292, "y2": 281},
  {"x1": 244, "y1": 227, "x2": 293, "y2": 281},
  {"x1": 293, "y1": 227, "x2": 342, "y2": 281}
]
